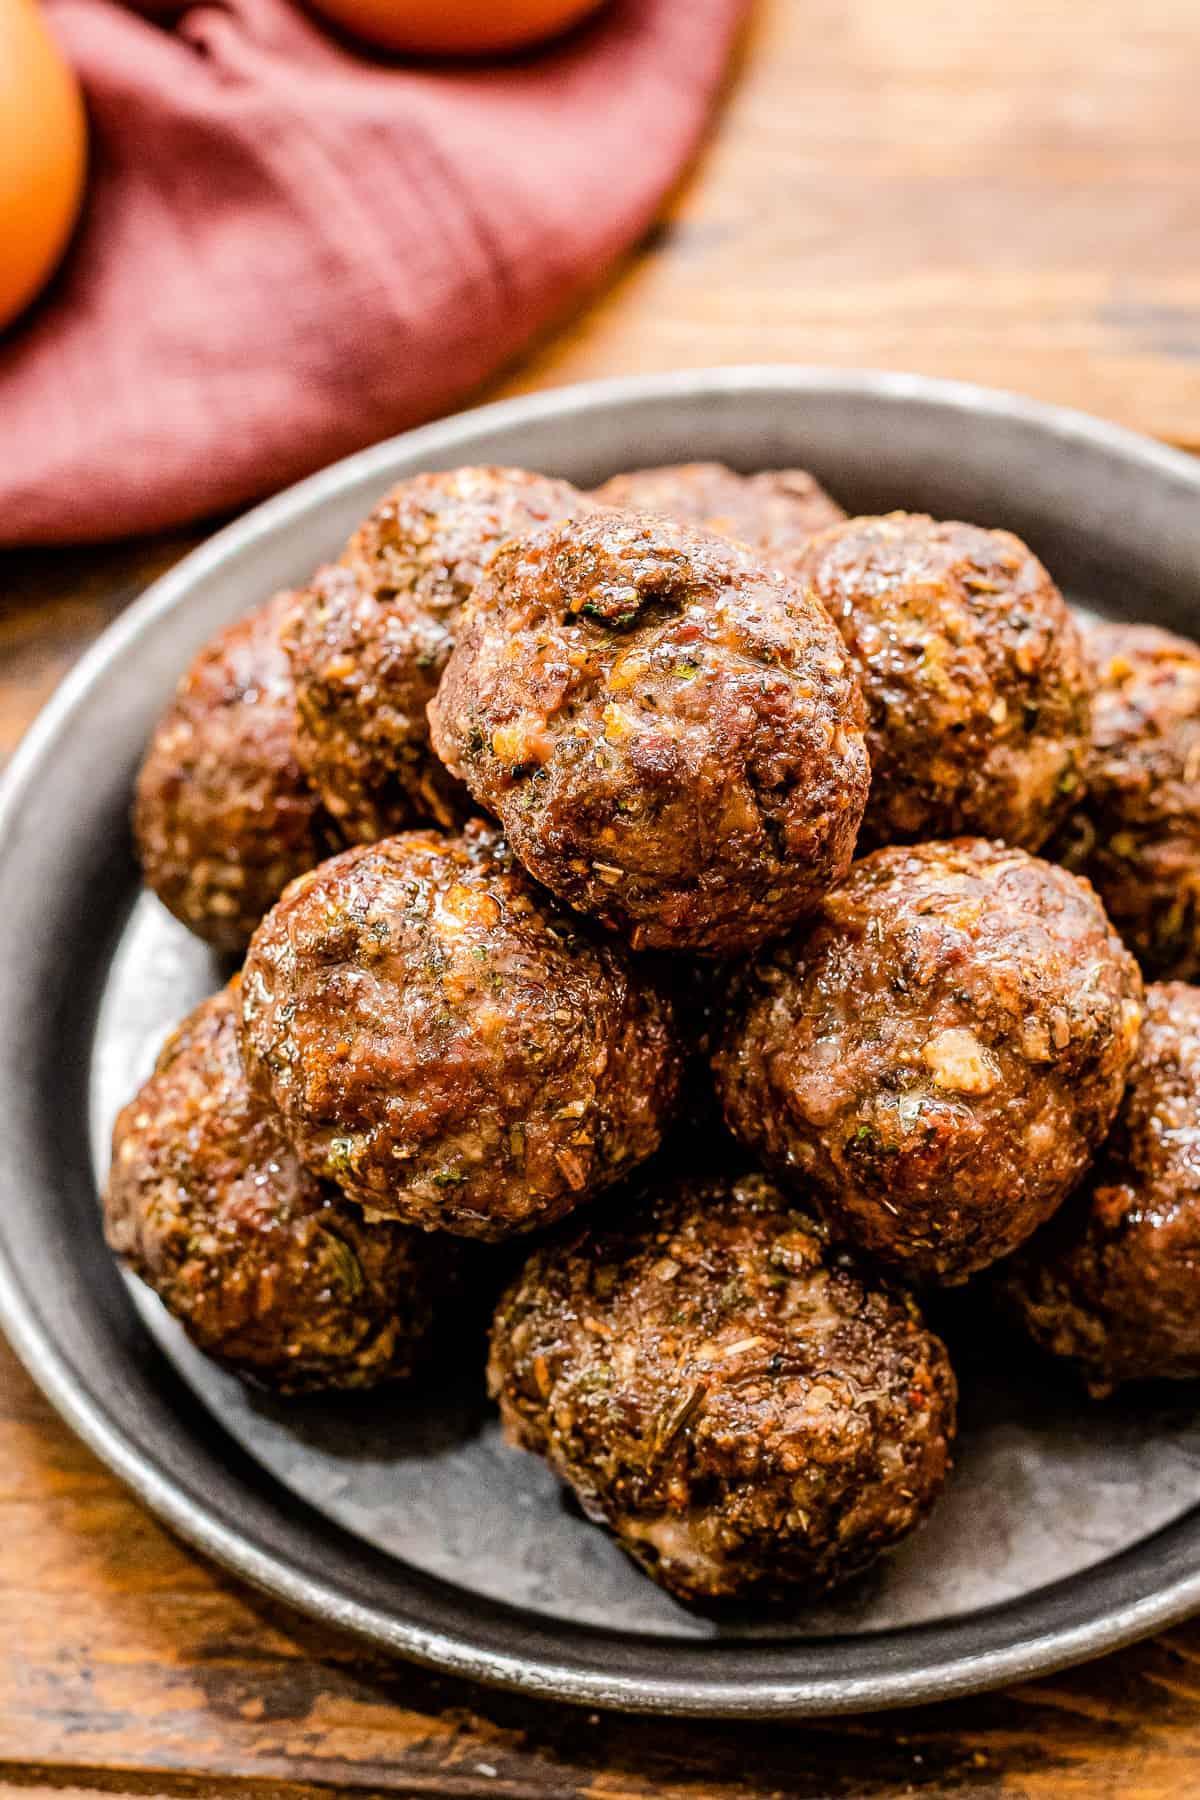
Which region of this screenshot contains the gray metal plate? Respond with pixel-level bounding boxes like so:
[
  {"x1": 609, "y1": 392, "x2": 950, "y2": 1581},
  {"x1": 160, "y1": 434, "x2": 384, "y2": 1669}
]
[{"x1": 3, "y1": 368, "x2": 1200, "y2": 1714}]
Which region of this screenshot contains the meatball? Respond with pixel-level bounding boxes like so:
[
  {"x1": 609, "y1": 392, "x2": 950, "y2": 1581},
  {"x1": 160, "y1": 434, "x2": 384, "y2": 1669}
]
[
  {"x1": 240, "y1": 822, "x2": 682, "y2": 1239},
  {"x1": 488, "y1": 1171, "x2": 956, "y2": 1604},
  {"x1": 428, "y1": 512, "x2": 869, "y2": 956},
  {"x1": 287, "y1": 467, "x2": 590, "y2": 843},
  {"x1": 134, "y1": 591, "x2": 334, "y2": 952},
  {"x1": 794, "y1": 513, "x2": 1091, "y2": 850},
  {"x1": 591, "y1": 462, "x2": 845, "y2": 572},
  {"x1": 1052, "y1": 623, "x2": 1200, "y2": 980},
  {"x1": 104, "y1": 982, "x2": 463, "y2": 1392},
  {"x1": 713, "y1": 840, "x2": 1144, "y2": 1284},
  {"x1": 999, "y1": 982, "x2": 1200, "y2": 1395}
]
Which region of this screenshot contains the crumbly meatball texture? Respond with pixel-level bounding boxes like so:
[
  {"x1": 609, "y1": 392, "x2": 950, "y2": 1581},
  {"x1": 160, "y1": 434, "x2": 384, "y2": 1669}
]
[
  {"x1": 240, "y1": 823, "x2": 682, "y2": 1238},
  {"x1": 713, "y1": 840, "x2": 1144, "y2": 1284},
  {"x1": 795, "y1": 513, "x2": 1091, "y2": 850},
  {"x1": 1053, "y1": 623, "x2": 1200, "y2": 980},
  {"x1": 134, "y1": 591, "x2": 334, "y2": 952},
  {"x1": 104, "y1": 983, "x2": 461, "y2": 1392},
  {"x1": 488, "y1": 1172, "x2": 956, "y2": 1604},
  {"x1": 999, "y1": 982, "x2": 1200, "y2": 1395},
  {"x1": 591, "y1": 462, "x2": 846, "y2": 570},
  {"x1": 428, "y1": 513, "x2": 870, "y2": 956},
  {"x1": 287, "y1": 467, "x2": 590, "y2": 843}
]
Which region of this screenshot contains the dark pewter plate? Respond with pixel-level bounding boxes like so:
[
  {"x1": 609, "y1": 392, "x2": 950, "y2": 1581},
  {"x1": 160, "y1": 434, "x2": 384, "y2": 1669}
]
[{"x1": 3, "y1": 368, "x2": 1200, "y2": 1718}]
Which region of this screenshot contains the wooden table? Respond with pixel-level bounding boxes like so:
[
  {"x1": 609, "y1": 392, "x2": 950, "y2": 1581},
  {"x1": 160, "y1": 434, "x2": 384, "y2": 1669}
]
[{"x1": 4, "y1": 0, "x2": 1200, "y2": 1791}]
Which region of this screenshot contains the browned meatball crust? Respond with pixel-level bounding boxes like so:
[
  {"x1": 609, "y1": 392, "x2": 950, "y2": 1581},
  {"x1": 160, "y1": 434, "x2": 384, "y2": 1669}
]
[
  {"x1": 999, "y1": 982, "x2": 1200, "y2": 1395},
  {"x1": 134, "y1": 591, "x2": 334, "y2": 952},
  {"x1": 240, "y1": 822, "x2": 682, "y2": 1239},
  {"x1": 104, "y1": 982, "x2": 463, "y2": 1392},
  {"x1": 591, "y1": 462, "x2": 845, "y2": 571},
  {"x1": 488, "y1": 1171, "x2": 956, "y2": 1604},
  {"x1": 795, "y1": 514, "x2": 1091, "y2": 851},
  {"x1": 1053, "y1": 623, "x2": 1200, "y2": 980},
  {"x1": 713, "y1": 840, "x2": 1144, "y2": 1284},
  {"x1": 428, "y1": 513, "x2": 869, "y2": 956},
  {"x1": 287, "y1": 467, "x2": 590, "y2": 843}
]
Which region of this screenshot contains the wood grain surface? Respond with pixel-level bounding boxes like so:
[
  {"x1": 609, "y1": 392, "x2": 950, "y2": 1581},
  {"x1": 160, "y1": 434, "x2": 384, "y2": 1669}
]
[
  {"x1": 3, "y1": 0, "x2": 1200, "y2": 1792},
  {"x1": 492, "y1": 0, "x2": 1200, "y2": 452}
]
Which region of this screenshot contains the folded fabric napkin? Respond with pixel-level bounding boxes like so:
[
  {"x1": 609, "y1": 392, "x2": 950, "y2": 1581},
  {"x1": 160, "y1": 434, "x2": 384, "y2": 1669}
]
[{"x1": 0, "y1": 0, "x2": 747, "y2": 545}]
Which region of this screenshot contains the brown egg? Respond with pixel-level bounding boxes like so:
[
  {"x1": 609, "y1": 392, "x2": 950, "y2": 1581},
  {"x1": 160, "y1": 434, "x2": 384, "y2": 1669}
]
[
  {"x1": 0, "y1": 0, "x2": 87, "y2": 330},
  {"x1": 301, "y1": 0, "x2": 605, "y2": 56}
]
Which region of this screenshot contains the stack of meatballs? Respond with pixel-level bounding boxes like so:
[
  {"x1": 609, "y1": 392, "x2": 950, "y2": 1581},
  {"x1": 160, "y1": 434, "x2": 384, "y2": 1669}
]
[{"x1": 108, "y1": 456, "x2": 1200, "y2": 1609}]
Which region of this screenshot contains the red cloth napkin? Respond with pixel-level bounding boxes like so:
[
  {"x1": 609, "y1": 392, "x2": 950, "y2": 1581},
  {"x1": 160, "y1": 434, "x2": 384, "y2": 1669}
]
[{"x1": 0, "y1": 0, "x2": 747, "y2": 546}]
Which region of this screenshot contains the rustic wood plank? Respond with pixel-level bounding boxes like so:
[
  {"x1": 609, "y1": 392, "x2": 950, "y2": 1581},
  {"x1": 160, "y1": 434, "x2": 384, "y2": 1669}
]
[
  {"x1": 496, "y1": 0, "x2": 1200, "y2": 452},
  {"x1": 0, "y1": 533, "x2": 202, "y2": 760}
]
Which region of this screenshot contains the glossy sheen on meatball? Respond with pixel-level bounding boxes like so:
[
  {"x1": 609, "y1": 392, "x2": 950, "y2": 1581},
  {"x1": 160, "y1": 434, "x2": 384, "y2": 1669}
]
[
  {"x1": 488, "y1": 1171, "x2": 956, "y2": 1603},
  {"x1": 287, "y1": 467, "x2": 590, "y2": 843},
  {"x1": 134, "y1": 591, "x2": 333, "y2": 952},
  {"x1": 104, "y1": 982, "x2": 462, "y2": 1392},
  {"x1": 591, "y1": 462, "x2": 845, "y2": 571},
  {"x1": 713, "y1": 840, "x2": 1144, "y2": 1284},
  {"x1": 999, "y1": 982, "x2": 1200, "y2": 1395},
  {"x1": 428, "y1": 513, "x2": 870, "y2": 956},
  {"x1": 1053, "y1": 623, "x2": 1200, "y2": 980},
  {"x1": 795, "y1": 514, "x2": 1091, "y2": 850},
  {"x1": 240, "y1": 823, "x2": 682, "y2": 1238}
]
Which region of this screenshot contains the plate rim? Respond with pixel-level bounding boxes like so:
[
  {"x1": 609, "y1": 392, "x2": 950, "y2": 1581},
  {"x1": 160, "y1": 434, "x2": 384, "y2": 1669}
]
[{"x1": 4, "y1": 364, "x2": 1200, "y2": 1718}]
